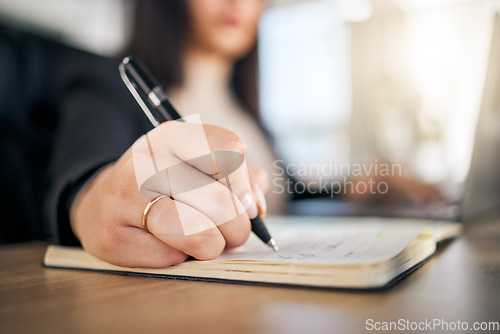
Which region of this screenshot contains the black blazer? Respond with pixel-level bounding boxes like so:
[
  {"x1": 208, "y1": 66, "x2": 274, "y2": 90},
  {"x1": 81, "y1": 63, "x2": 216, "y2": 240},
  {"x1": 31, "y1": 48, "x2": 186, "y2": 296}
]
[{"x1": 0, "y1": 26, "x2": 152, "y2": 244}]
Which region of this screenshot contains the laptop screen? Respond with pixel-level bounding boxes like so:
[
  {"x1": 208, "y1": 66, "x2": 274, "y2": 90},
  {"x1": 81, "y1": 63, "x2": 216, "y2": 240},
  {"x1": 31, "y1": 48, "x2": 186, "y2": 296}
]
[{"x1": 463, "y1": 13, "x2": 500, "y2": 222}]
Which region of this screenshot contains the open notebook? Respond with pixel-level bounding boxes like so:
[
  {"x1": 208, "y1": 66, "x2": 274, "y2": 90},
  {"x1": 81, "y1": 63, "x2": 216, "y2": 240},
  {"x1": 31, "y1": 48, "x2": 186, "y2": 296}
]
[{"x1": 43, "y1": 216, "x2": 462, "y2": 289}]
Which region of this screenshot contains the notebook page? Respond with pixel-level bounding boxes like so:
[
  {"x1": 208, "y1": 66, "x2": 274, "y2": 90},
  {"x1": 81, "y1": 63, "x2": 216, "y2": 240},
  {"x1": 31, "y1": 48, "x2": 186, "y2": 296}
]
[{"x1": 218, "y1": 217, "x2": 434, "y2": 265}]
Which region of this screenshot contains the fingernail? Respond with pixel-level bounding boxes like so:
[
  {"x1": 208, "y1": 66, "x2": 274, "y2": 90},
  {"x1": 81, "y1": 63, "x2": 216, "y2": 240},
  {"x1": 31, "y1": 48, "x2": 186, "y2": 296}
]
[
  {"x1": 240, "y1": 192, "x2": 258, "y2": 218},
  {"x1": 255, "y1": 187, "x2": 267, "y2": 217}
]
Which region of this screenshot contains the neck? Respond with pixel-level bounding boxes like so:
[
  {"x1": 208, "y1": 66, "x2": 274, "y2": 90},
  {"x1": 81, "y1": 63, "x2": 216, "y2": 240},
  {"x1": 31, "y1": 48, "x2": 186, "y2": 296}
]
[
  {"x1": 181, "y1": 46, "x2": 234, "y2": 88},
  {"x1": 167, "y1": 46, "x2": 240, "y2": 118}
]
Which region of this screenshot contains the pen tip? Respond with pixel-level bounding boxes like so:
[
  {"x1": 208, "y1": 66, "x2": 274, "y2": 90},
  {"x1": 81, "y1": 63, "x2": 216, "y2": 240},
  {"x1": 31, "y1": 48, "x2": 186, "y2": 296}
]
[{"x1": 268, "y1": 238, "x2": 279, "y2": 252}]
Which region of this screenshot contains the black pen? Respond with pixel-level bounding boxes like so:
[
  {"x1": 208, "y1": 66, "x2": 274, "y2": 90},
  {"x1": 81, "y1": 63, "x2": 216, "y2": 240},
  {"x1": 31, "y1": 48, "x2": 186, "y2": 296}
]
[{"x1": 119, "y1": 55, "x2": 279, "y2": 252}]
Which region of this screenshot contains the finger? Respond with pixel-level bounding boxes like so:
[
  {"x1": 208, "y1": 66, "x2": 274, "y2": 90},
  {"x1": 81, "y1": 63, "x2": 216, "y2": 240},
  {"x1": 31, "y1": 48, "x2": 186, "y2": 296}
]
[
  {"x1": 146, "y1": 122, "x2": 258, "y2": 218},
  {"x1": 112, "y1": 183, "x2": 227, "y2": 261},
  {"x1": 248, "y1": 165, "x2": 269, "y2": 193},
  {"x1": 145, "y1": 196, "x2": 227, "y2": 260},
  {"x1": 167, "y1": 162, "x2": 252, "y2": 248},
  {"x1": 122, "y1": 156, "x2": 251, "y2": 255},
  {"x1": 132, "y1": 122, "x2": 253, "y2": 248},
  {"x1": 71, "y1": 162, "x2": 188, "y2": 268},
  {"x1": 203, "y1": 125, "x2": 258, "y2": 218},
  {"x1": 248, "y1": 165, "x2": 269, "y2": 216},
  {"x1": 88, "y1": 225, "x2": 189, "y2": 268},
  {"x1": 215, "y1": 157, "x2": 258, "y2": 218}
]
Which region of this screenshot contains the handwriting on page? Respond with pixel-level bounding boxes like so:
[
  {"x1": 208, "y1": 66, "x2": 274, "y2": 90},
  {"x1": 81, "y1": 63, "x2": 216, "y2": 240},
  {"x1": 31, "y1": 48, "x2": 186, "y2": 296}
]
[{"x1": 219, "y1": 221, "x2": 425, "y2": 264}]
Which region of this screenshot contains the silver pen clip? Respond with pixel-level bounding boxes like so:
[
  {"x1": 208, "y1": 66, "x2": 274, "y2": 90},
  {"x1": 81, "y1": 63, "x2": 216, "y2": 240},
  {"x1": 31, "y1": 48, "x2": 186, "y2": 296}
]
[{"x1": 119, "y1": 63, "x2": 160, "y2": 127}]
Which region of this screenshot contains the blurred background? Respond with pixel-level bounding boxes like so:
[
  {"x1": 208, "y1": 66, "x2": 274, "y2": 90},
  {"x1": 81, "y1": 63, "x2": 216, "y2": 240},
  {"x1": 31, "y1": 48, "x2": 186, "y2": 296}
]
[{"x1": 1, "y1": 0, "x2": 498, "y2": 190}]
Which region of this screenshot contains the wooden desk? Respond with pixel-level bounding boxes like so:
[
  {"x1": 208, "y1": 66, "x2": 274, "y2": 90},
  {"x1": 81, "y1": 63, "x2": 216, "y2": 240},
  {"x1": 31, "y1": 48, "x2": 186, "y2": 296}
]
[{"x1": 1, "y1": 220, "x2": 499, "y2": 334}]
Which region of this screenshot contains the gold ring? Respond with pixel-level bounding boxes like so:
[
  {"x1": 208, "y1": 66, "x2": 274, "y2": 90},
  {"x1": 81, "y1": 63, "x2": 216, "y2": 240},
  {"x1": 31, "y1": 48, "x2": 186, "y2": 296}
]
[{"x1": 142, "y1": 195, "x2": 168, "y2": 232}]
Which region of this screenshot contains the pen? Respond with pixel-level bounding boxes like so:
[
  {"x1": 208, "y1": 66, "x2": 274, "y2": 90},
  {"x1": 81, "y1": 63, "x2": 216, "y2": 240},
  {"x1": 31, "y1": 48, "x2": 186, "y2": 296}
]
[{"x1": 119, "y1": 55, "x2": 279, "y2": 252}]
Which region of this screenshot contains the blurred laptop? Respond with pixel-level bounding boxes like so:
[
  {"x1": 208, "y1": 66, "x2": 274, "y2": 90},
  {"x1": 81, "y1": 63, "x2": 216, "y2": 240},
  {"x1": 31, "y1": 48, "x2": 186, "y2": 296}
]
[
  {"x1": 289, "y1": 13, "x2": 500, "y2": 223},
  {"x1": 462, "y1": 12, "x2": 500, "y2": 222}
]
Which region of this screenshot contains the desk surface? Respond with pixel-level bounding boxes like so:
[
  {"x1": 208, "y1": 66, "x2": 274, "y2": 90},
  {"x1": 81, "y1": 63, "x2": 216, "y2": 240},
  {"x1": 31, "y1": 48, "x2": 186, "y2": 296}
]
[{"x1": 1, "y1": 220, "x2": 500, "y2": 334}]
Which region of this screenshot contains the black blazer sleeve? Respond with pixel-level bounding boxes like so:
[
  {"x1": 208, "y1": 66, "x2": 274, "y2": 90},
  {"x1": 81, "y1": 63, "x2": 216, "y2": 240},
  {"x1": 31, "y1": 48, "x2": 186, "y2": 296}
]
[
  {"x1": 0, "y1": 27, "x2": 66, "y2": 243},
  {"x1": 45, "y1": 53, "x2": 152, "y2": 245}
]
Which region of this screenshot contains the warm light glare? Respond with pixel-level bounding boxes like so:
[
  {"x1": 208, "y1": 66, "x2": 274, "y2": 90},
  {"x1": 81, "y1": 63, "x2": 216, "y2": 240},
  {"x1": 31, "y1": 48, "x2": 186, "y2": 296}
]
[
  {"x1": 405, "y1": 1, "x2": 494, "y2": 182},
  {"x1": 337, "y1": 0, "x2": 373, "y2": 22}
]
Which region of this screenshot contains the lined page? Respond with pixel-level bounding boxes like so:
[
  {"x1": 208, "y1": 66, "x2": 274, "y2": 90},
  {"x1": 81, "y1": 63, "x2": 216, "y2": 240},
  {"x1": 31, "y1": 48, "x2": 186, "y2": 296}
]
[{"x1": 218, "y1": 217, "x2": 438, "y2": 264}]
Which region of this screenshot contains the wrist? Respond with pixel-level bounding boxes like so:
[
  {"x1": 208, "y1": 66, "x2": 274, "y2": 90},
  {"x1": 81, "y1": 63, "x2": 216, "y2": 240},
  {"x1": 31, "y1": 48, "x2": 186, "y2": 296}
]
[{"x1": 69, "y1": 164, "x2": 113, "y2": 240}]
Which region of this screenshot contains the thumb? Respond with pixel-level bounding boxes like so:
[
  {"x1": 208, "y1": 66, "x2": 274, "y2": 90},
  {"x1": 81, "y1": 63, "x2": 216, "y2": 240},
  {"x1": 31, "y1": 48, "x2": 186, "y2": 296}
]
[{"x1": 248, "y1": 165, "x2": 269, "y2": 217}]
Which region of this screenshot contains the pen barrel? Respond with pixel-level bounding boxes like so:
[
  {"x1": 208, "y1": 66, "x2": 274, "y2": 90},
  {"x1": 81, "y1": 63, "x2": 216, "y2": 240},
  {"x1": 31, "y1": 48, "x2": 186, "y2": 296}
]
[
  {"x1": 122, "y1": 56, "x2": 160, "y2": 93},
  {"x1": 250, "y1": 216, "x2": 272, "y2": 244},
  {"x1": 122, "y1": 56, "x2": 181, "y2": 122},
  {"x1": 157, "y1": 99, "x2": 182, "y2": 121}
]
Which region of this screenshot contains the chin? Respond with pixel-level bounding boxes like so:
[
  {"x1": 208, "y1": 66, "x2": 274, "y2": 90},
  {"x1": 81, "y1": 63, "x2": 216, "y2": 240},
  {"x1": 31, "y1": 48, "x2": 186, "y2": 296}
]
[
  {"x1": 207, "y1": 30, "x2": 254, "y2": 58},
  {"x1": 217, "y1": 41, "x2": 255, "y2": 60},
  {"x1": 222, "y1": 49, "x2": 253, "y2": 60}
]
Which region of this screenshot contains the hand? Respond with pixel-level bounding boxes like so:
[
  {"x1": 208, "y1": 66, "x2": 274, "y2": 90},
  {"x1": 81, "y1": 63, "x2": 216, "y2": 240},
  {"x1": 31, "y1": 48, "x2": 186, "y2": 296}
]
[
  {"x1": 344, "y1": 174, "x2": 445, "y2": 206},
  {"x1": 71, "y1": 122, "x2": 264, "y2": 268}
]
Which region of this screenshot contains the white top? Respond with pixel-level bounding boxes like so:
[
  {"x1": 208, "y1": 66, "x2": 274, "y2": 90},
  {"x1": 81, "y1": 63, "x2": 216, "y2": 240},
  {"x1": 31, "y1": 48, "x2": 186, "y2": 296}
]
[{"x1": 168, "y1": 60, "x2": 287, "y2": 214}]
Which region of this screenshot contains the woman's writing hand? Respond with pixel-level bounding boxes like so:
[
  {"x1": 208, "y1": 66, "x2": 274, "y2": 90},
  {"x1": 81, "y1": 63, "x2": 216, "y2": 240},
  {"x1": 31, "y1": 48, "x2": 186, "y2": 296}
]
[{"x1": 71, "y1": 122, "x2": 265, "y2": 268}]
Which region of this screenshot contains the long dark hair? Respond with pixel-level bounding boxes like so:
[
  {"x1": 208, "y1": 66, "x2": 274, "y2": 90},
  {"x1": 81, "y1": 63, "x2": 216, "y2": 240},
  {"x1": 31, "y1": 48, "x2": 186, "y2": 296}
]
[{"x1": 125, "y1": 0, "x2": 259, "y2": 115}]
